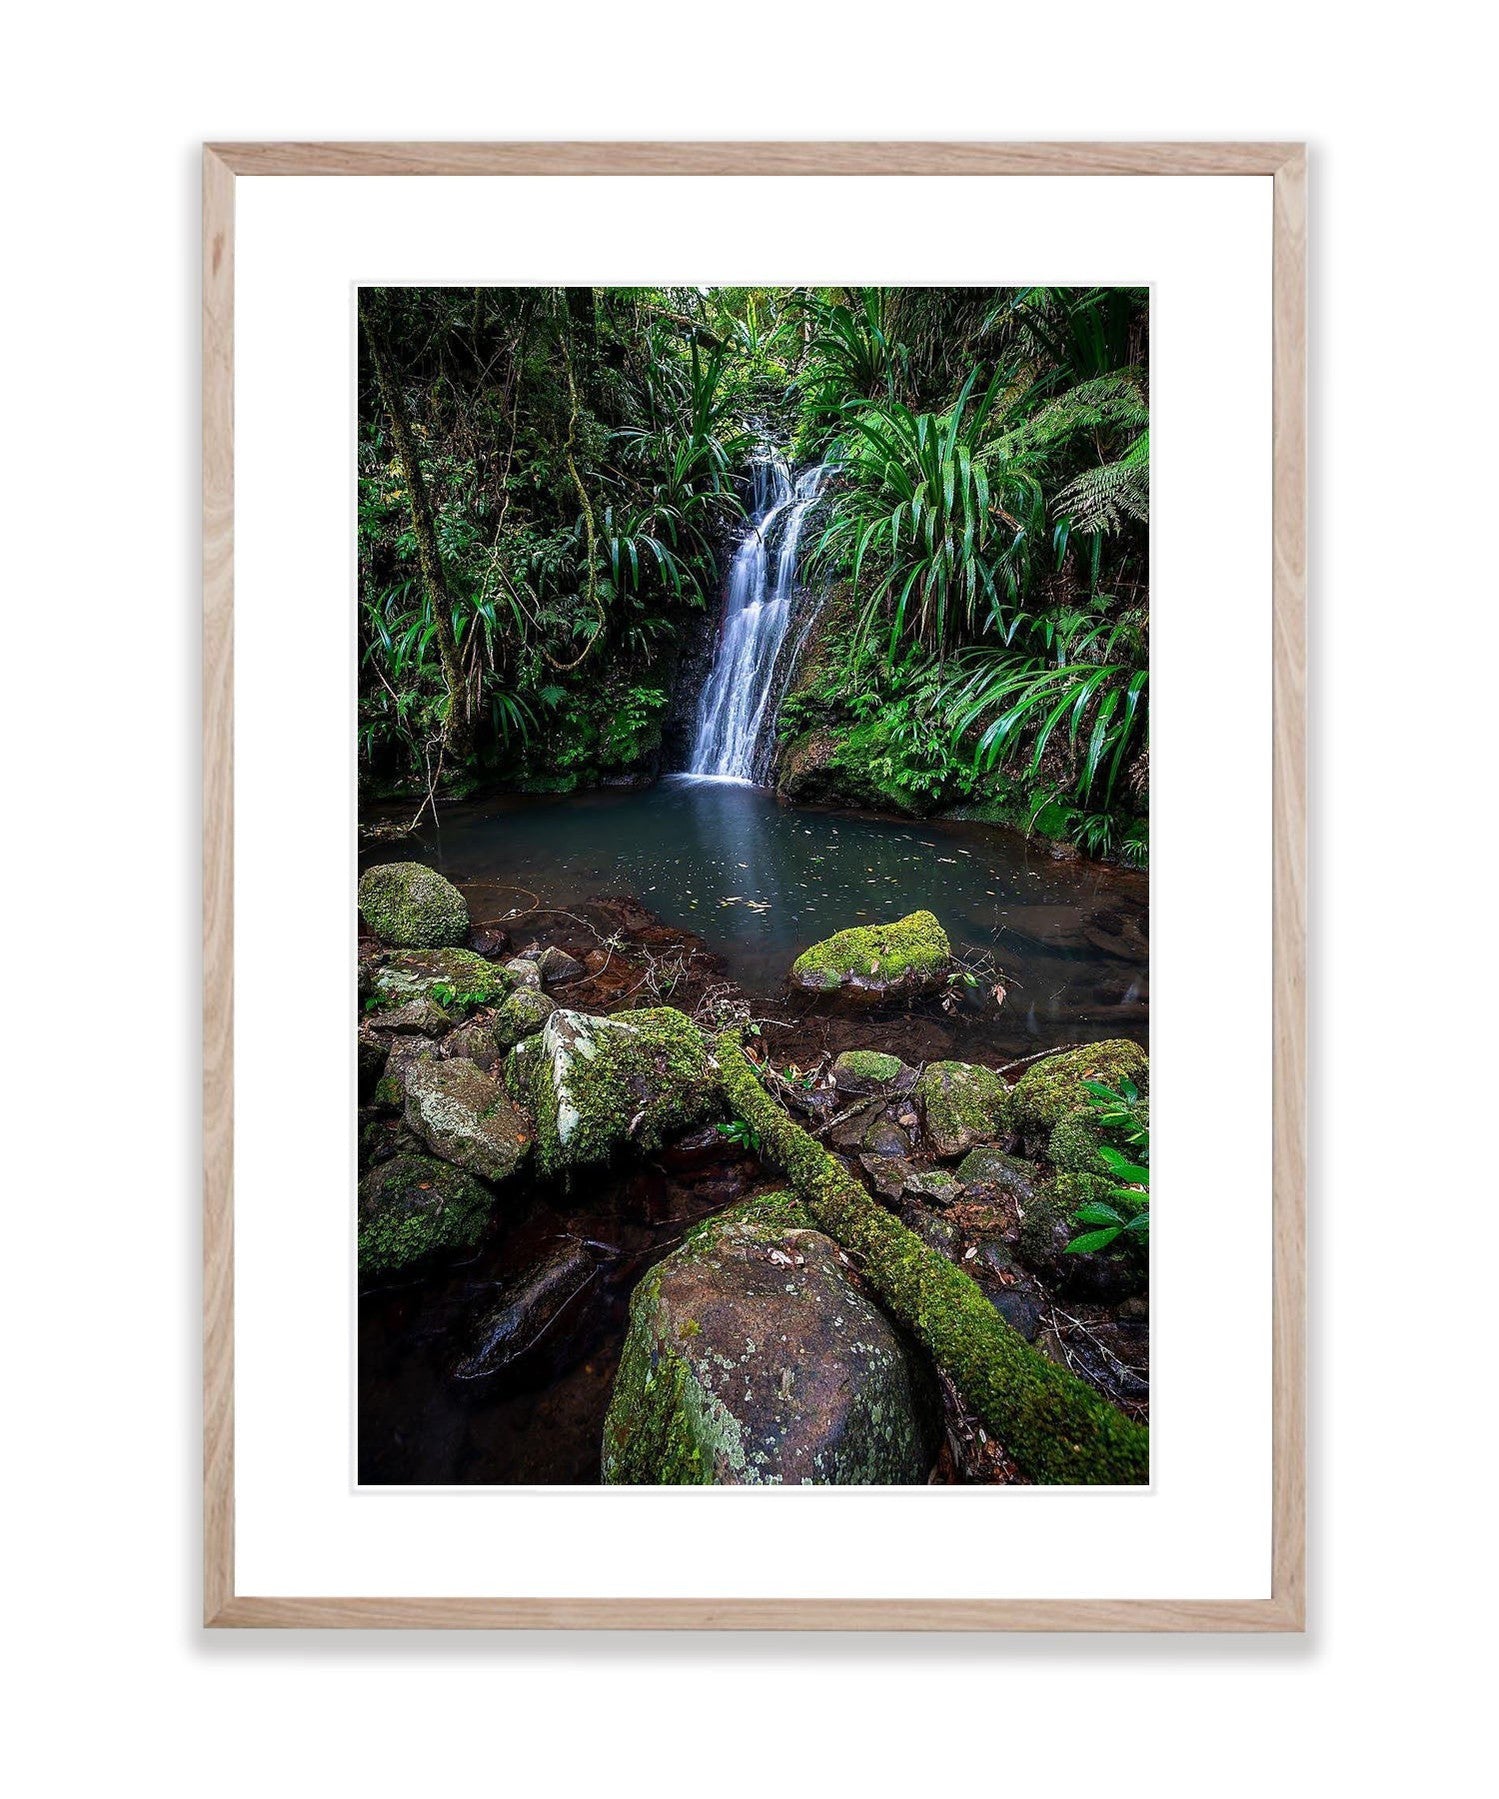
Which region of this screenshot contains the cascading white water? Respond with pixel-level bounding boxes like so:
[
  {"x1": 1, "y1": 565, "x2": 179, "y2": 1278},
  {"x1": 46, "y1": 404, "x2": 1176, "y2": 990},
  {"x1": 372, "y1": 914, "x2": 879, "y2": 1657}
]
[{"x1": 688, "y1": 456, "x2": 828, "y2": 782}]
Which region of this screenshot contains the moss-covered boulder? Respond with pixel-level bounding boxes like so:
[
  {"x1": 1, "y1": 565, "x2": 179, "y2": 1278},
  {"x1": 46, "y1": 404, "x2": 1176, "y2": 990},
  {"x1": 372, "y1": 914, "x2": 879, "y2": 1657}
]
[
  {"x1": 367, "y1": 947, "x2": 511, "y2": 1018},
  {"x1": 358, "y1": 861, "x2": 470, "y2": 949},
  {"x1": 357, "y1": 1154, "x2": 496, "y2": 1277},
  {"x1": 1009, "y1": 1040, "x2": 1148, "y2": 1143},
  {"x1": 519, "y1": 1006, "x2": 718, "y2": 1175},
  {"x1": 602, "y1": 1200, "x2": 938, "y2": 1485},
  {"x1": 402, "y1": 1057, "x2": 534, "y2": 1183},
  {"x1": 1048, "y1": 1096, "x2": 1150, "y2": 1177},
  {"x1": 830, "y1": 1049, "x2": 911, "y2": 1096},
  {"x1": 915, "y1": 1060, "x2": 1012, "y2": 1158},
  {"x1": 1018, "y1": 1174, "x2": 1147, "y2": 1302},
  {"x1": 491, "y1": 986, "x2": 557, "y2": 1054},
  {"x1": 789, "y1": 910, "x2": 951, "y2": 1000}
]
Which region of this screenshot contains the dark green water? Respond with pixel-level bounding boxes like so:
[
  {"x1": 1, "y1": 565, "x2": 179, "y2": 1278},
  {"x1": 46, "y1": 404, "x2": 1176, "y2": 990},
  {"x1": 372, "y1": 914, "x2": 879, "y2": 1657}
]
[{"x1": 379, "y1": 775, "x2": 1148, "y2": 1048}]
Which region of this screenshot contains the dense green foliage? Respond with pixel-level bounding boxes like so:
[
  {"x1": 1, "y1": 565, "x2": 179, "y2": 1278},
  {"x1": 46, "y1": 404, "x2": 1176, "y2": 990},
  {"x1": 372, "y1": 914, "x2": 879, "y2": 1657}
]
[{"x1": 358, "y1": 285, "x2": 1148, "y2": 858}]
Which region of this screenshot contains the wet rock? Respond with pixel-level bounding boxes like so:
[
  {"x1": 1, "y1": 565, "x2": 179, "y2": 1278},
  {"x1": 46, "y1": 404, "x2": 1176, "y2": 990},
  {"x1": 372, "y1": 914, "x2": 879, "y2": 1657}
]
[
  {"x1": 358, "y1": 1029, "x2": 389, "y2": 1100},
  {"x1": 861, "y1": 1114, "x2": 912, "y2": 1159},
  {"x1": 358, "y1": 861, "x2": 470, "y2": 949},
  {"x1": 915, "y1": 1060, "x2": 1011, "y2": 1158},
  {"x1": 468, "y1": 923, "x2": 512, "y2": 959},
  {"x1": 443, "y1": 1017, "x2": 503, "y2": 1071},
  {"x1": 358, "y1": 1154, "x2": 496, "y2": 1277},
  {"x1": 490, "y1": 985, "x2": 557, "y2": 1053},
  {"x1": 365, "y1": 995, "x2": 459, "y2": 1037},
  {"x1": 516, "y1": 1006, "x2": 718, "y2": 1175},
  {"x1": 602, "y1": 1201, "x2": 938, "y2": 1485},
  {"x1": 454, "y1": 1241, "x2": 601, "y2": 1380},
  {"x1": 527, "y1": 944, "x2": 586, "y2": 986},
  {"x1": 827, "y1": 1102, "x2": 881, "y2": 1151},
  {"x1": 988, "y1": 1288, "x2": 1042, "y2": 1342},
  {"x1": 972, "y1": 1237, "x2": 1023, "y2": 1283},
  {"x1": 402, "y1": 1057, "x2": 534, "y2": 1183},
  {"x1": 900, "y1": 1207, "x2": 959, "y2": 1258},
  {"x1": 1009, "y1": 1040, "x2": 1148, "y2": 1143},
  {"x1": 956, "y1": 1144, "x2": 1043, "y2": 1205},
  {"x1": 503, "y1": 956, "x2": 543, "y2": 990},
  {"x1": 859, "y1": 1154, "x2": 909, "y2": 1202},
  {"x1": 368, "y1": 946, "x2": 510, "y2": 1017},
  {"x1": 789, "y1": 910, "x2": 951, "y2": 1001},
  {"x1": 902, "y1": 1166, "x2": 964, "y2": 1206},
  {"x1": 830, "y1": 1049, "x2": 911, "y2": 1096},
  {"x1": 786, "y1": 1084, "x2": 838, "y2": 1124},
  {"x1": 373, "y1": 1034, "x2": 440, "y2": 1109}
]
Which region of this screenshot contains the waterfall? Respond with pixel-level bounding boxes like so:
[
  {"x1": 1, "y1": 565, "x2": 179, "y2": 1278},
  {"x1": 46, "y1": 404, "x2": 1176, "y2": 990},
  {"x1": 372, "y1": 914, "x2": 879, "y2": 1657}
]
[{"x1": 688, "y1": 455, "x2": 828, "y2": 782}]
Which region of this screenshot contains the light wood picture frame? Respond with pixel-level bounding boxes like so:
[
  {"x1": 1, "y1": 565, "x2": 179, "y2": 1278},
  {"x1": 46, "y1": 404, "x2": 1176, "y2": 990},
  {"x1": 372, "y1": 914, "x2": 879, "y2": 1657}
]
[{"x1": 203, "y1": 140, "x2": 1306, "y2": 1631}]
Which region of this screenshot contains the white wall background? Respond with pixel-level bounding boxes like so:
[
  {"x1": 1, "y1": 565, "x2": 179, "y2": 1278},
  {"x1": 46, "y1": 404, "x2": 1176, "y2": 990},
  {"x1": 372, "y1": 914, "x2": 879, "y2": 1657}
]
[{"x1": 4, "y1": 4, "x2": 1490, "y2": 1792}]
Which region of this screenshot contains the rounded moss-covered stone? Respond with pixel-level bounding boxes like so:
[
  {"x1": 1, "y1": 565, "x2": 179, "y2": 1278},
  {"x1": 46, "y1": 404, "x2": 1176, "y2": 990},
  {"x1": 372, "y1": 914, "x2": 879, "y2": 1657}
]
[
  {"x1": 831, "y1": 1049, "x2": 909, "y2": 1095},
  {"x1": 522, "y1": 1006, "x2": 718, "y2": 1175},
  {"x1": 372, "y1": 1034, "x2": 440, "y2": 1110},
  {"x1": 1048, "y1": 1109, "x2": 1110, "y2": 1177},
  {"x1": 491, "y1": 985, "x2": 557, "y2": 1054},
  {"x1": 357, "y1": 1154, "x2": 495, "y2": 1276},
  {"x1": 915, "y1": 1060, "x2": 1011, "y2": 1158},
  {"x1": 402, "y1": 1057, "x2": 534, "y2": 1183},
  {"x1": 358, "y1": 861, "x2": 470, "y2": 949},
  {"x1": 367, "y1": 946, "x2": 511, "y2": 1016},
  {"x1": 1009, "y1": 1040, "x2": 1148, "y2": 1141},
  {"x1": 902, "y1": 1166, "x2": 964, "y2": 1205},
  {"x1": 789, "y1": 910, "x2": 951, "y2": 999},
  {"x1": 602, "y1": 1202, "x2": 937, "y2": 1485}
]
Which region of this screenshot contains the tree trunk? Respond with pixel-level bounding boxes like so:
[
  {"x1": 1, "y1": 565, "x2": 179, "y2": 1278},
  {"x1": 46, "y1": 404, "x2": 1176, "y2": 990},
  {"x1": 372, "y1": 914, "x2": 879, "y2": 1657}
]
[
  {"x1": 714, "y1": 1032, "x2": 1149, "y2": 1484},
  {"x1": 359, "y1": 295, "x2": 471, "y2": 758}
]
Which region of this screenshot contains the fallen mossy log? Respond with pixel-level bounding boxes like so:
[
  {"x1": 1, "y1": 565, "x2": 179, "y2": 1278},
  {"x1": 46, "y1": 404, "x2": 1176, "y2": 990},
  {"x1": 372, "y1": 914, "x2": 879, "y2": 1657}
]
[{"x1": 715, "y1": 1032, "x2": 1149, "y2": 1485}]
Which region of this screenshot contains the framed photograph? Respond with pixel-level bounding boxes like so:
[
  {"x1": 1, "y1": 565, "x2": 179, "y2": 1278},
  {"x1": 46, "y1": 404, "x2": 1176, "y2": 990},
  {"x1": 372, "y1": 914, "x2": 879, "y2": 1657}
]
[{"x1": 204, "y1": 141, "x2": 1305, "y2": 1629}]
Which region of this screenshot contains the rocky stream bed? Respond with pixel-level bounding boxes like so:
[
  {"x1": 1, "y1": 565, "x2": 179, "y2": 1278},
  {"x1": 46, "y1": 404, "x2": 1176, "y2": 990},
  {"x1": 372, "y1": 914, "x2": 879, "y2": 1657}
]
[{"x1": 357, "y1": 860, "x2": 1150, "y2": 1486}]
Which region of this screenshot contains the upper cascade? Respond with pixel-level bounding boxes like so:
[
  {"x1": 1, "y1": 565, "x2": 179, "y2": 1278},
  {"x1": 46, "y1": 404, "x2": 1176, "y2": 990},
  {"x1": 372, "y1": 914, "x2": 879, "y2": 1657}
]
[{"x1": 688, "y1": 454, "x2": 829, "y2": 783}]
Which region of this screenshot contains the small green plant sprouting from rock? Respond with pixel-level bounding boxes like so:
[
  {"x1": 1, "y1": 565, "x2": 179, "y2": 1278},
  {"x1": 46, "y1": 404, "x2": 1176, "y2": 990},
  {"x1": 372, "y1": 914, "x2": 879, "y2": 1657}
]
[
  {"x1": 716, "y1": 1117, "x2": 762, "y2": 1153},
  {"x1": 1065, "y1": 1078, "x2": 1150, "y2": 1256}
]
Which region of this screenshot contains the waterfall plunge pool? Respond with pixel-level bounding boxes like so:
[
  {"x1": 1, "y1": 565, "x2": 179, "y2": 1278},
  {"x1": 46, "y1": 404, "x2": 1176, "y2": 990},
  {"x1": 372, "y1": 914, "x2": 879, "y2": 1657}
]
[{"x1": 368, "y1": 775, "x2": 1148, "y2": 1058}]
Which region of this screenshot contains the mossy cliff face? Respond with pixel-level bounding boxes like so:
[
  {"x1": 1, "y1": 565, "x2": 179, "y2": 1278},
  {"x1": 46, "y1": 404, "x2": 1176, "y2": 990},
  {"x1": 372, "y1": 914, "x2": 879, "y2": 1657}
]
[
  {"x1": 714, "y1": 1032, "x2": 1149, "y2": 1484},
  {"x1": 789, "y1": 910, "x2": 951, "y2": 999},
  {"x1": 402, "y1": 1057, "x2": 534, "y2": 1183},
  {"x1": 602, "y1": 1199, "x2": 937, "y2": 1485},
  {"x1": 915, "y1": 1060, "x2": 1012, "y2": 1158},
  {"x1": 1009, "y1": 1040, "x2": 1149, "y2": 1143},
  {"x1": 521, "y1": 1007, "x2": 718, "y2": 1175},
  {"x1": 357, "y1": 1154, "x2": 495, "y2": 1276},
  {"x1": 358, "y1": 862, "x2": 470, "y2": 948}
]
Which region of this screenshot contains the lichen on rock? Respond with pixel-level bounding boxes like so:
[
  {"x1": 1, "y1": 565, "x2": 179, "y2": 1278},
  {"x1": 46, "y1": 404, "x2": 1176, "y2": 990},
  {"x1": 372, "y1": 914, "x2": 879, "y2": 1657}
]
[
  {"x1": 366, "y1": 946, "x2": 511, "y2": 1017},
  {"x1": 518, "y1": 1006, "x2": 718, "y2": 1175},
  {"x1": 491, "y1": 985, "x2": 557, "y2": 1054},
  {"x1": 915, "y1": 1060, "x2": 1012, "y2": 1158},
  {"x1": 789, "y1": 910, "x2": 951, "y2": 999},
  {"x1": 402, "y1": 1056, "x2": 534, "y2": 1183},
  {"x1": 358, "y1": 861, "x2": 470, "y2": 949},
  {"x1": 602, "y1": 1198, "x2": 937, "y2": 1485},
  {"x1": 357, "y1": 1153, "x2": 496, "y2": 1276}
]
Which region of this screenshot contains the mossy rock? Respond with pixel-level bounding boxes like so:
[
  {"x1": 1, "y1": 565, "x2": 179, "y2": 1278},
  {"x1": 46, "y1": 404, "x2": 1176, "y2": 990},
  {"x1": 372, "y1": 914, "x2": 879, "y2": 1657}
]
[
  {"x1": 491, "y1": 986, "x2": 557, "y2": 1054},
  {"x1": 1009, "y1": 1040, "x2": 1148, "y2": 1143},
  {"x1": 358, "y1": 862, "x2": 469, "y2": 949},
  {"x1": 789, "y1": 910, "x2": 951, "y2": 1000},
  {"x1": 368, "y1": 949, "x2": 514, "y2": 1021},
  {"x1": 830, "y1": 1049, "x2": 910, "y2": 1095},
  {"x1": 602, "y1": 1199, "x2": 938, "y2": 1485},
  {"x1": 1048, "y1": 1109, "x2": 1110, "y2": 1177},
  {"x1": 1018, "y1": 1174, "x2": 1146, "y2": 1302},
  {"x1": 520, "y1": 1006, "x2": 718, "y2": 1175},
  {"x1": 402, "y1": 1057, "x2": 534, "y2": 1183},
  {"x1": 956, "y1": 1144, "x2": 1045, "y2": 1205},
  {"x1": 915, "y1": 1060, "x2": 1012, "y2": 1158},
  {"x1": 357, "y1": 1154, "x2": 496, "y2": 1277},
  {"x1": 372, "y1": 1035, "x2": 440, "y2": 1110}
]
